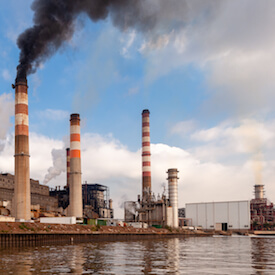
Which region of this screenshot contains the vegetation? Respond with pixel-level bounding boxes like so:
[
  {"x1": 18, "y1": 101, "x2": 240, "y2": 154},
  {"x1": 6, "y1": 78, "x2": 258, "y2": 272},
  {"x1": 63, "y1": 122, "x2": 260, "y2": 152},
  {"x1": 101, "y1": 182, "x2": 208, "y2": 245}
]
[{"x1": 18, "y1": 222, "x2": 35, "y2": 232}]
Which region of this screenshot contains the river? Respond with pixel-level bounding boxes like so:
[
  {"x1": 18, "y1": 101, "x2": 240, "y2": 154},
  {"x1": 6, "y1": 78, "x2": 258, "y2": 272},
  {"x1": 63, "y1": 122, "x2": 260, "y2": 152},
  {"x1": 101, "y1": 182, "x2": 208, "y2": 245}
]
[{"x1": 0, "y1": 236, "x2": 274, "y2": 274}]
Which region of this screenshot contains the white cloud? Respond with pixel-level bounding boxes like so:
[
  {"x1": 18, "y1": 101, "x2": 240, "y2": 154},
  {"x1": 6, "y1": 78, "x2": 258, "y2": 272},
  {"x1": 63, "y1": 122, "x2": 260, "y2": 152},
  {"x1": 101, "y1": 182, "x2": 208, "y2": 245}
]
[
  {"x1": 1, "y1": 118, "x2": 275, "y2": 219},
  {"x1": 0, "y1": 93, "x2": 14, "y2": 140},
  {"x1": 138, "y1": 1, "x2": 275, "y2": 116},
  {"x1": 191, "y1": 119, "x2": 275, "y2": 157},
  {"x1": 29, "y1": 133, "x2": 64, "y2": 184}
]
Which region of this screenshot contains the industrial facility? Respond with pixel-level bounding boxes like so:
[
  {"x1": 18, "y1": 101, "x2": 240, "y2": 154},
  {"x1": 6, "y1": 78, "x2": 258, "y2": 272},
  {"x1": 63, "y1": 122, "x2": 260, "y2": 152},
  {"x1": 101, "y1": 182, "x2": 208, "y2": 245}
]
[
  {"x1": 124, "y1": 109, "x2": 179, "y2": 228},
  {"x1": 1, "y1": 76, "x2": 275, "y2": 232},
  {"x1": 0, "y1": 78, "x2": 114, "y2": 221},
  {"x1": 50, "y1": 183, "x2": 114, "y2": 219},
  {"x1": 250, "y1": 184, "x2": 275, "y2": 230},
  {"x1": 185, "y1": 184, "x2": 275, "y2": 231},
  {"x1": 49, "y1": 114, "x2": 114, "y2": 220},
  {"x1": 186, "y1": 200, "x2": 251, "y2": 230}
]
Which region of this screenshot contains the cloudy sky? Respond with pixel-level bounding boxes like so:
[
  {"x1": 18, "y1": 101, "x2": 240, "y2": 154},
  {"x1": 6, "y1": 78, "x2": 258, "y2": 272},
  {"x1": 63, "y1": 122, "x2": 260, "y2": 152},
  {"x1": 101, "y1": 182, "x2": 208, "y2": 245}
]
[{"x1": 1, "y1": 0, "x2": 275, "y2": 218}]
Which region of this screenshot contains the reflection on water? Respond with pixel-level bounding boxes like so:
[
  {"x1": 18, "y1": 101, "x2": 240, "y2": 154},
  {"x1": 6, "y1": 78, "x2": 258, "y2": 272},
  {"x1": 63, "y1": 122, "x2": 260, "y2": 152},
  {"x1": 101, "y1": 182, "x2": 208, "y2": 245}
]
[
  {"x1": 251, "y1": 237, "x2": 275, "y2": 274},
  {"x1": 1, "y1": 236, "x2": 275, "y2": 274}
]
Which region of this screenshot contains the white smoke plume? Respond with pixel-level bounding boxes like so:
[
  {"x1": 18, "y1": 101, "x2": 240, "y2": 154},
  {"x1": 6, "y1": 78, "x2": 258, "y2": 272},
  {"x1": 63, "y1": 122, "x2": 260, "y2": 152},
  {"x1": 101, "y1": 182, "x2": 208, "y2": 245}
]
[
  {"x1": 43, "y1": 148, "x2": 66, "y2": 184},
  {"x1": 237, "y1": 119, "x2": 264, "y2": 185}
]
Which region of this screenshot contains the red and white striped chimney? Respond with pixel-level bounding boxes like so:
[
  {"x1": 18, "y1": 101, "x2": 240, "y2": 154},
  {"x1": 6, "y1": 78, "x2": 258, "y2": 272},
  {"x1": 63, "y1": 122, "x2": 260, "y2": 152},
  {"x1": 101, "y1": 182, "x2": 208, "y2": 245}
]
[
  {"x1": 13, "y1": 78, "x2": 31, "y2": 220},
  {"x1": 69, "y1": 114, "x2": 82, "y2": 218},
  {"x1": 142, "y1": 109, "x2": 151, "y2": 201},
  {"x1": 66, "y1": 148, "x2": 70, "y2": 188}
]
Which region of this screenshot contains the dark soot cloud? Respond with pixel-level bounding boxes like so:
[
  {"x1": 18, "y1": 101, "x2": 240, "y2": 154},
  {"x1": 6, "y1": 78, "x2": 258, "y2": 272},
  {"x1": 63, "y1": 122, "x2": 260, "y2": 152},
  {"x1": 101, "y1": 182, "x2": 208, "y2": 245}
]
[{"x1": 16, "y1": 0, "x2": 158, "y2": 80}]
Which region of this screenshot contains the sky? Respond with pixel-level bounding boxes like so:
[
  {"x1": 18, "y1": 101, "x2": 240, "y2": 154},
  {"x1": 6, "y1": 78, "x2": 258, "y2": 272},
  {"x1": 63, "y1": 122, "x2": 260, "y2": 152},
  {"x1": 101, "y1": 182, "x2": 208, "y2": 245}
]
[{"x1": 1, "y1": 0, "x2": 275, "y2": 218}]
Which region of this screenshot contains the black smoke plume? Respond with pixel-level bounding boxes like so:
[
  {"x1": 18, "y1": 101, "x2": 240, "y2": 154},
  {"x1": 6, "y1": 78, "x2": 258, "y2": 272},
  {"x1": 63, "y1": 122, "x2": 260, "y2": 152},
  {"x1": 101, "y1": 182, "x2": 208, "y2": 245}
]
[
  {"x1": 16, "y1": 0, "x2": 218, "y2": 81},
  {"x1": 16, "y1": 0, "x2": 158, "y2": 80}
]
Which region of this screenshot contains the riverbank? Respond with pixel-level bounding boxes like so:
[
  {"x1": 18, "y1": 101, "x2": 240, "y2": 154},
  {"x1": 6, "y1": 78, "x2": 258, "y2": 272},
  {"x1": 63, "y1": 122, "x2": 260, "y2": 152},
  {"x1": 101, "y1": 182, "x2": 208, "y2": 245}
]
[
  {"x1": 0, "y1": 222, "x2": 213, "y2": 248},
  {"x1": 0, "y1": 222, "x2": 212, "y2": 235}
]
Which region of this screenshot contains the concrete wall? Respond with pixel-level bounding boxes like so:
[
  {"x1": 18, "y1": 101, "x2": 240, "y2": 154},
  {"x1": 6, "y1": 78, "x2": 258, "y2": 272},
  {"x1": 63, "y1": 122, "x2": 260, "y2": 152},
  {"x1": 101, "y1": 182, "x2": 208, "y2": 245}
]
[{"x1": 186, "y1": 200, "x2": 250, "y2": 230}]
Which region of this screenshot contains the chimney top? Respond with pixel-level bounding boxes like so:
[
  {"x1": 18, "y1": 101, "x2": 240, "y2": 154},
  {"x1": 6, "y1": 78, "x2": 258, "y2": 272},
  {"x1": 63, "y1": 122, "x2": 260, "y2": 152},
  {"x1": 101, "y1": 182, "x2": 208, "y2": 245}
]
[
  {"x1": 70, "y1": 113, "x2": 80, "y2": 121},
  {"x1": 13, "y1": 77, "x2": 28, "y2": 88},
  {"x1": 142, "y1": 109, "x2": 150, "y2": 115}
]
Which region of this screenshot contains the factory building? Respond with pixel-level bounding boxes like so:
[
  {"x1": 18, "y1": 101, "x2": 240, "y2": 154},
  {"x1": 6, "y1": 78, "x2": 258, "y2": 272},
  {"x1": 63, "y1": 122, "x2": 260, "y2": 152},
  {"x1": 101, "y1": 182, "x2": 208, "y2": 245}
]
[
  {"x1": 186, "y1": 200, "x2": 251, "y2": 230},
  {"x1": 50, "y1": 183, "x2": 114, "y2": 219},
  {"x1": 82, "y1": 183, "x2": 113, "y2": 219},
  {"x1": 186, "y1": 184, "x2": 275, "y2": 231},
  {"x1": 0, "y1": 173, "x2": 58, "y2": 218},
  {"x1": 124, "y1": 110, "x2": 179, "y2": 228}
]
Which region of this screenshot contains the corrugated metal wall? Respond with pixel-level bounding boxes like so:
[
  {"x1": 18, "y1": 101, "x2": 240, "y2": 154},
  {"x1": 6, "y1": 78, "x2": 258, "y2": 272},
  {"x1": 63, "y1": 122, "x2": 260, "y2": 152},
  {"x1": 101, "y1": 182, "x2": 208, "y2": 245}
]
[{"x1": 186, "y1": 201, "x2": 250, "y2": 230}]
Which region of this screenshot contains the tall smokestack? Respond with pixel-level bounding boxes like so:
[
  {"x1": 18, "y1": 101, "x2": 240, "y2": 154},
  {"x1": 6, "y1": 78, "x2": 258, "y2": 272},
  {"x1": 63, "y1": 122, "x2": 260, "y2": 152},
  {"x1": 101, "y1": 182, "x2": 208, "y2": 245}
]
[
  {"x1": 142, "y1": 109, "x2": 151, "y2": 201},
  {"x1": 13, "y1": 78, "x2": 31, "y2": 221},
  {"x1": 167, "y1": 168, "x2": 179, "y2": 228},
  {"x1": 254, "y1": 184, "x2": 264, "y2": 200},
  {"x1": 69, "y1": 114, "x2": 82, "y2": 218},
  {"x1": 66, "y1": 148, "x2": 70, "y2": 188}
]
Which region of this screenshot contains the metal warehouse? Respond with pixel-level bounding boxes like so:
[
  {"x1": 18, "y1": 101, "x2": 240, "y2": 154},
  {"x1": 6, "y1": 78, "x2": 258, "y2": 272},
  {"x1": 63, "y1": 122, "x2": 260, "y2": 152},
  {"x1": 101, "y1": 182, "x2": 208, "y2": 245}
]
[{"x1": 186, "y1": 201, "x2": 250, "y2": 230}]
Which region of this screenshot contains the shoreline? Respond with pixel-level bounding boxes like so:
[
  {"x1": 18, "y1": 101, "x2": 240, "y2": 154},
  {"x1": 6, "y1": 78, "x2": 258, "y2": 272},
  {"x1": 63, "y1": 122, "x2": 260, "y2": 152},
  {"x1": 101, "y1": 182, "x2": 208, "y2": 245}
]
[{"x1": 0, "y1": 222, "x2": 212, "y2": 248}]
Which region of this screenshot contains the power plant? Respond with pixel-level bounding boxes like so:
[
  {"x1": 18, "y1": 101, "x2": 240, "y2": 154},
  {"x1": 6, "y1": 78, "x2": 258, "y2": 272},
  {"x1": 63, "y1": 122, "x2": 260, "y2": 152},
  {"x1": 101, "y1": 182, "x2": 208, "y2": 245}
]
[
  {"x1": 124, "y1": 109, "x2": 180, "y2": 228},
  {"x1": 0, "y1": 76, "x2": 275, "y2": 232}
]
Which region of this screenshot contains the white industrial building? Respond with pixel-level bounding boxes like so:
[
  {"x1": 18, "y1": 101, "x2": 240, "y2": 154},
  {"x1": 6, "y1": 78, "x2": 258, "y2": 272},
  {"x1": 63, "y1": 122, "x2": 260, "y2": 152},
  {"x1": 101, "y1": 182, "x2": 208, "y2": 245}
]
[{"x1": 186, "y1": 200, "x2": 250, "y2": 230}]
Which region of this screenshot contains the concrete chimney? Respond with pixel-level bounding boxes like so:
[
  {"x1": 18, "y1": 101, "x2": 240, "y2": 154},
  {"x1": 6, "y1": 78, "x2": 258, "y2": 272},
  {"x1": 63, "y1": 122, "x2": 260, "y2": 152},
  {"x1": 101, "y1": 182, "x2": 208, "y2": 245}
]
[
  {"x1": 13, "y1": 78, "x2": 31, "y2": 221},
  {"x1": 69, "y1": 114, "x2": 82, "y2": 218},
  {"x1": 142, "y1": 109, "x2": 151, "y2": 201},
  {"x1": 66, "y1": 148, "x2": 70, "y2": 188},
  {"x1": 254, "y1": 184, "x2": 264, "y2": 200},
  {"x1": 167, "y1": 168, "x2": 179, "y2": 228}
]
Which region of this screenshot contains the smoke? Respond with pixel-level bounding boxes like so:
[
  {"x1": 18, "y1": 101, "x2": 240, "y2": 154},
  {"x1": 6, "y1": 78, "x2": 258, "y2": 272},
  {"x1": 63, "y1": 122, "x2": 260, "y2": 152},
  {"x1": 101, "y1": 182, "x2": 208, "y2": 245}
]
[
  {"x1": 16, "y1": 0, "x2": 153, "y2": 80},
  {"x1": 238, "y1": 120, "x2": 263, "y2": 185},
  {"x1": 43, "y1": 148, "x2": 65, "y2": 184},
  {"x1": 16, "y1": 0, "x2": 219, "y2": 80}
]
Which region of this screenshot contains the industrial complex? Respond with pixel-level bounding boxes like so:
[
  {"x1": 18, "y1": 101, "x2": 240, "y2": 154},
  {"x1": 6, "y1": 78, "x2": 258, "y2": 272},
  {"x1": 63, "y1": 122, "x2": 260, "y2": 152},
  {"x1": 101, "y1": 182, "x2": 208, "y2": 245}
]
[
  {"x1": 0, "y1": 76, "x2": 275, "y2": 233},
  {"x1": 124, "y1": 110, "x2": 180, "y2": 228},
  {"x1": 185, "y1": 184, "x2": 275, "y2": 231}
]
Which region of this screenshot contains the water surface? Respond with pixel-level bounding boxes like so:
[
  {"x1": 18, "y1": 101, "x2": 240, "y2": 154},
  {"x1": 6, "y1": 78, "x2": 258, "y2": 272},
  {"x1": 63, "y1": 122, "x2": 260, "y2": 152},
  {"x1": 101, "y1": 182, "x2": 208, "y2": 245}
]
[{"x1": 0, "y1": 236, "x2": 274, "y2": 274}]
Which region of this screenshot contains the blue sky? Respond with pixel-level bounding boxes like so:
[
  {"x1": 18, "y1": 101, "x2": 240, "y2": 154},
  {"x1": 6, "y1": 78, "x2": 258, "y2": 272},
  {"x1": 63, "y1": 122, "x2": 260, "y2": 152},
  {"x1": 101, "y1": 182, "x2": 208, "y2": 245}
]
[{"x1": 1, "y1": 0, "x2": 275, "y2": 218}]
